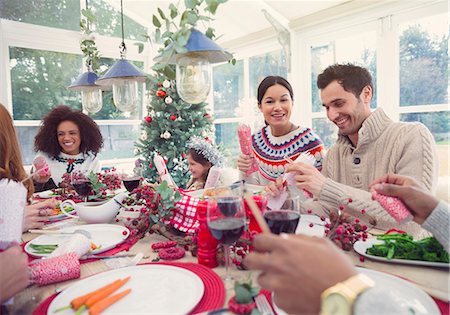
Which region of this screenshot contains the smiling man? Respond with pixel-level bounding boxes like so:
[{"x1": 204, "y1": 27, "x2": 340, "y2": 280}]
[{"x1": 278, "y1": 64, "x2": 438, "y2": 237}]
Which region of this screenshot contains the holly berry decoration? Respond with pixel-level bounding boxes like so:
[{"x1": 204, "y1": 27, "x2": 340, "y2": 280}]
[
  {"x1": 156, "y1": 89, "x2": 167, "y2": 98},
  {"x1": 169, "y1": 114, "x2": 177, "y2": 121},
  {"x1": 228, "y1": 279, "x2": 259, "y2": 315},
  {"x1": 145, "y1": 116, "x2": 152, "y2": 123},
  {"x1": 203, "y1": 113, "x2": 211, "y2": 119}
]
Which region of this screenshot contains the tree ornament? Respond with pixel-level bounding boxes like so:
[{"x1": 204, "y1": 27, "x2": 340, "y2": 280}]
[
  {"x1": 145, "y1": 116, "x2": 152, "y2": 123},
  {"x1": 140, "y1": 130, "x2": 147, "y2": 141},
  {"x1": 162, "y1": 80, "x2": 171, "y2": 88},
  {"x1": 165, "y1": 96, "x2": 173, "y2": 104},
  {"x1": 161, "y1": 131, "x2": 171, "y2": 139},
  {"x1": 203, "y1": 113, "x2": 211, "y2": 119},
  {"x1": 170, "y1": 114, "x2": 177, "y2": 121},
  {"x1": 156, "y1": 89, "x2": 167, "y2": 98}
]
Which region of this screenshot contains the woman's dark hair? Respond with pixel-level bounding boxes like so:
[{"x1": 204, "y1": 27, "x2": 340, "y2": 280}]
[
  {"x1": 317, "y1": 63, "x2": 373, "y2": 98},
  {"x1": 188, "y1": 148, "x2": 212, "y2": 182},
  {"x1": 257, "y1": 76, "x2": 294, "y2": 104},
  {"x1": 34, "y1": 105, "x2": 103, "y2": 158}
]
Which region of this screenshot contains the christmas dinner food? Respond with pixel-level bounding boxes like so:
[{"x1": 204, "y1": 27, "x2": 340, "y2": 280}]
[{"x1": 366, "y1": 233, "x2": 449, "y2": 263}]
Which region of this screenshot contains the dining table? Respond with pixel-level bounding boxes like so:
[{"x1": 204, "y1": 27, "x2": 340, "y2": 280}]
[{"x1": 7, "y1": 215, "x2": 450, "y2": 315}]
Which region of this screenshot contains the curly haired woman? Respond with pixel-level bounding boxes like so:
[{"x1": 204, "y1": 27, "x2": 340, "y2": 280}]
[{"x1": 32, "y1": 105, "x2": 103, "y2": 191}]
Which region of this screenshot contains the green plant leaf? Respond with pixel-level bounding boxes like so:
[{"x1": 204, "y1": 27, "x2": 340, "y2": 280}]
[
  {"x1": 205, "y1": 27, "x2": 215, "y2": 39},
  {"x1": 186, "y1": 12, "x2": 199, "y2": 25},
  {"x1": 135, "y1": 42, "x2": 144, "y2": 54},
  {"x1": 184, "y1": 0, "x2": 197, "y2": 9},
  {"x1": 152, "y1": 15, "x2": 161, "y2": 28},
  {"x1": 205, "y1": 0, "x2": 219, "y2": 14},
  {"x1": 169, "y1": 4, "x2": 178, "y2": 19},
  {"x1": 158, "y1": 8, "x2": 166, "y2": 20}
]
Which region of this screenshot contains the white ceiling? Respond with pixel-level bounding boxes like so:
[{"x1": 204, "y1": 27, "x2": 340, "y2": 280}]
[{"x1": 108, "y1": 0, "x2": 350, "y2": 46}]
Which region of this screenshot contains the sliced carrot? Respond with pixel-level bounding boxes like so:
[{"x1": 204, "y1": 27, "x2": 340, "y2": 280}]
[
  {"x1": 70, "y1": 279, "x2": 122, "y2": 310},
  {"x1": 88, "y1": 288, "x2": 131, "y2": 315},
  {"x1": 85, "y1": 277, "x2": 130, "y2": 309}
]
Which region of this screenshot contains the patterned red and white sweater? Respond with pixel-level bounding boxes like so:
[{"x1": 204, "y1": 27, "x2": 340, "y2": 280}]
[{"x1": 241, "y1": 125, "x2": 326, "y2": 185}]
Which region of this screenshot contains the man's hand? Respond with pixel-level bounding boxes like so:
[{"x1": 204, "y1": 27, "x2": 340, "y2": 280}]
[
  {"x1": 244, "y1": 234, "x2": 356, "y2": 314},
  {"x1": 285, "y1": 163, "x2": 326, "y2": 197}
]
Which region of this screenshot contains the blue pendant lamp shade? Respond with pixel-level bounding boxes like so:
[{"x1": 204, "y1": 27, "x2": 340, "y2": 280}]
[
  {"x1": 94, "y1": 0, "x2": 147, "y2": 113},
  {"x1": 68, "y1": 70, "x2": 106, "y2": 114},
  {"x1": 154, "y1": 29, "x2": 232, "y2": 104}
]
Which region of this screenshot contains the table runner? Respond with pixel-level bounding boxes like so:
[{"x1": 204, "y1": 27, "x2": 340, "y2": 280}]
[{"x1": 32, "y1": 261, "x2": 225, "y2": 315}]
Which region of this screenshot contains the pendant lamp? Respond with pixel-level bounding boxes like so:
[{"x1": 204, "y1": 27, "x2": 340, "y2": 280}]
[
  {"x1": 154, "y1": 28, "x2": 232, "y2": 104},
  {"x1": 95, "y1": 0, "x2": 147, "y2": 113},
  {"x1": 68, "y1": 0, "x2": 104, "y2": 114}
]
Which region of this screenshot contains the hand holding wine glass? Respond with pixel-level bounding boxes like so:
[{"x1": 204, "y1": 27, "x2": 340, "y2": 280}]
[{"x1": 207, "y1": 188, "x2": 246, "y2": 281}]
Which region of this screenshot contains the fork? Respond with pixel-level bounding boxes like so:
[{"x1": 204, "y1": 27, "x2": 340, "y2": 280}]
[{"x1": 255, "y1": 294, "x2": 275, "y2": 315}]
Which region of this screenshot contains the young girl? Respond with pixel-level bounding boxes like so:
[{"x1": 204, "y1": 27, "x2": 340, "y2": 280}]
[{"x1": 185, "y1": 136, "x2": 223, "y2": 190}]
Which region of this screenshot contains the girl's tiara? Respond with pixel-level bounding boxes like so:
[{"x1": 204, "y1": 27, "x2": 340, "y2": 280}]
[{"x1": 187, "y1": 136, "x2": 224, "y2": 167}]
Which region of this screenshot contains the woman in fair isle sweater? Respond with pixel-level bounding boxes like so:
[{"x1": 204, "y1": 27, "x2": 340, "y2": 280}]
[
  {"x1": 32, "y1": 105, "x2": 103, "y2": 192},
  {"x1": 237, "y1": 76, "x2": 325, "y2": 186}
]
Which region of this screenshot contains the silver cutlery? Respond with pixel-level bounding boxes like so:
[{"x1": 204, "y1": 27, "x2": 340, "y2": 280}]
[
  {"x1": 255, "y1": 294, "x2": 275, "y2": 315},
  {"x1": 28, "y1": 229, "x2": 92, "y2": 238}
]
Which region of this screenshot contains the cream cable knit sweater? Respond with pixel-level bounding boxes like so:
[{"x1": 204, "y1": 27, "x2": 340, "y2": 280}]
[{"x1": 316, "y1": 108, "x2": 438, "y2": 238}]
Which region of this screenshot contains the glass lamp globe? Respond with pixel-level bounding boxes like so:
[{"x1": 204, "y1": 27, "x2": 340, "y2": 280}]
[
  {"x1": 176, "y1": 55, "x2": 211, "y2": 104},
  {"x1": 81, "y1": 89, "x2": 102, "y2": 114},
  {"x1": 112, "y1": 79, "x2": 139, "y2": 113}
]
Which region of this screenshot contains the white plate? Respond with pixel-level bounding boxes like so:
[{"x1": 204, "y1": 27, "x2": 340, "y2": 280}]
[
  {"x1": 273, "y1": 267, "x2": 439, "y2": 315},
  {"x1": 25, "y1": 224, "x2": 129, "y2": 258},
  {"x1": 47, "y1": 265, "x2": 205, "y2": 315},
  {"x1": 296, "y1": 214, "x2": 328, "y2": 237},
  {"x1": 354, "y1": 238, "x2": 450, "y2": 268},
  {"x1": 36, "y1": 190, "x2": 59, "y2": 199},
  {"x1": 47, "y1": 205, "x2": 75, "y2": 222}
]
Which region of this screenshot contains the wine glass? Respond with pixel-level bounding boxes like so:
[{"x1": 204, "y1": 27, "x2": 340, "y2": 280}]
[
  {"x1": 264, "y1": 193, "x2": 301, "y2": 234},
  {"x1": 207, "y1": 189, "x2": 246, "y2": 282},
  {"x1": 122, "y1": 172, "x2": 141, "y2": 192},
  {"x1": 71, "y1": 170, "x2": 92, "y2": 202}
]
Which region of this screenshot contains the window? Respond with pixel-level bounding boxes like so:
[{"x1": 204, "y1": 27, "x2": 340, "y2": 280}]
[
  {"x1": 1, "y1": 1, "x2": 147, "y2": 164},
  {"x1": 212, "y1": 49, "x2": 287, "y2": 165},
  {"x1": 0, "y1": 0, "x2": 80, "y2": 30},
  {"x1": 10, "y1": 47, "x2": 82, "y2": 120},
  {"x1": 398, "y1": 12, "x2": 448, "y2": 177}
]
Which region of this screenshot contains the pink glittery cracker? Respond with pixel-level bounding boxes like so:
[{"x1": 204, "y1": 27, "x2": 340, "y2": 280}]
[
  {"x1": 372, "y1": 191, "x2": 413, "y2": 223},
  {"x1": 30, "y1": 252, "x2": 80, "y2": 286},
  {"x1": 237, "y1": 124, "x2": 259, "y2": 176},
  {"x1": 33, "y1": 156, "x2": 51, "y2": 177}
]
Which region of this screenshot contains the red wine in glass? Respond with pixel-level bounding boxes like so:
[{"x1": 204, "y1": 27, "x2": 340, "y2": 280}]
[
  {"x1": 208, "y1": 218, "x2": 245, "y2": 244},
  {"x1": 264, "y1": 210, "x2": 300, "y2": 234},
  {"x1": 73, "y1": 180, "x2": 92, "y2": 202},
  {"x1": 216, "y1": 196, "x2": 240, "y2": 217},
  {"x1": 123, "y1": 177, "x2": 141, "y2": 192}
]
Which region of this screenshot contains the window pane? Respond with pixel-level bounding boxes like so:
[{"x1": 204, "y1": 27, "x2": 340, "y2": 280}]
[
  {"x1": 215, "y1": 123, "x2": 240, "y2": 166},
  {"x1": 15, "y1": 126, "x2": 39, "y2": 165},
  {"x1": 249, "y1": 50, "x2": 287, "y2": 98},
  {"x1": 10, "y1": 47, "x2": 82, "y2": 120},
  {"x1": 98, "y1": 124, "x2": 140, "y2": 159},
  {"x1": 312, "y1": 117, "x2": 338, "y2": 150},
  {"x1": 400, "y1": 112, "x2": 449, "y2": 177},
  {"x1": 91, "y1": 0, "x2": 147, "y2": 41},
  {"x1": 311, "y1": 32, "x2": 377, "y2": 112},
  {"x1": 399, "y1": 13, "x2": 448, "y2": 106},
  {"x1": 0, "y1": 0, "x2": 80, "y2": 30},
  {"x1": 213, "y1": 60, "x2": 244, "y2": 119}
]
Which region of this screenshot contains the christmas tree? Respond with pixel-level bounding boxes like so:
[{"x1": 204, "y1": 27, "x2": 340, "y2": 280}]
[{"x1": 135, "y1": 0, "x2": 228, "y2": 188}]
